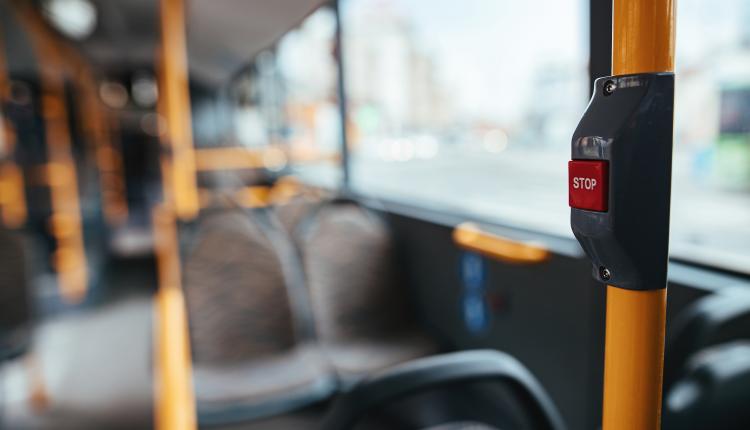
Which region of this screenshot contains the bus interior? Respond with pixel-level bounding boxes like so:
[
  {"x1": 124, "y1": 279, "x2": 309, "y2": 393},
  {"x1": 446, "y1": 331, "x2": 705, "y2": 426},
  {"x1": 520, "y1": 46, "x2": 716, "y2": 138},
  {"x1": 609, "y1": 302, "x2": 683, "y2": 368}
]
[{"x1": 0, "y1": 0, "x2": 749, "y2": 429}]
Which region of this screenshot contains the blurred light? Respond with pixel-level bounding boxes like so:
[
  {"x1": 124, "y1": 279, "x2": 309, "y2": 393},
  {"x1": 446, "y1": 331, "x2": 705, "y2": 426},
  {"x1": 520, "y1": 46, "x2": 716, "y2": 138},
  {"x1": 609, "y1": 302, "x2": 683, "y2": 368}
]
[
  {"x1": 99, "y1": 81, "x2": 129, "y2": 109},
  {"x1": 140, "y1": 113, "x2": 164, "y2": 137},
  {"x1": 388, "y1": 138, "x2": 414, "y2": 162},
  {"x1": 9, "y1": 81, "x2": 32, "y2": 106},
  {"x1": 415, "y1": 136, "x2": 439, "y2": 159},
  {"x1": 666, "y1": 380, "x2": 701, "y2": 412},
  {"x1": 376, "y1": 139, "x2": 390, "y2": 161},
  {"x1": 262, "y1": 147, "x2": 288, "y2": 172},
  {"x1": 483, "y1": 129, "x2": 509, "y2": 153},
  {"x1": 42, "y1": 0, "x2": 97, "y2": 40},
  {"x1": 131, "y1": 74, "x2": 158, "y2": 108},
  {"x1": 256, "y1": 50, "x2": 276, "y2": 74}
]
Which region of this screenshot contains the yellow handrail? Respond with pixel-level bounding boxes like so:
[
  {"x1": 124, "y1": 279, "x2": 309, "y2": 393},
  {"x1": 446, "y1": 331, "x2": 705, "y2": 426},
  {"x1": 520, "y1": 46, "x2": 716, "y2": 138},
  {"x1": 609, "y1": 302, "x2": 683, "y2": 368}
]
[
  {"x1": 0, "y1": 20, "x2": 27, "y2": 228},
  {"x1": 268, "y1": 175, "x2": 306, "y2": 204},
  {"x1": 602, "y1": 285, "x2": 667, "y2": 429},
  {"x1": 12, "y1": 2, "x2": 129, "y2": 227},
  {"x1": 0, "y1": 163, "x2": 26, "y2": 227},
  {"x1": 153, "y1": 0, "x2": 199, "y2": 428},
  {"x1": 602, "y1": 1, "x2": 675, "y2": 429},
  {"x1": 14, "y1": 2, "x2": 88, "y2": 302},
  {"x1": 193, "y1": 146, "x2": 339, "y2": 172},
  {"x1": 194, "y1": 147, "x2": 268, "y2": 171},
  {"x1": 612, "y1": 0, "x2": 675, "y2": 75},
  {"x1": 152, "y1": 205, "x2": 197, "y2": 430},
  {"x1": 198, "y1": 185, "x2": 271, "y2": 209},
  {"x1": 453, "y1": 222, "x2": 550, "y2": 264},
  {"x1": 159, "y1": 0, "x2": 199, "y2": 220}
]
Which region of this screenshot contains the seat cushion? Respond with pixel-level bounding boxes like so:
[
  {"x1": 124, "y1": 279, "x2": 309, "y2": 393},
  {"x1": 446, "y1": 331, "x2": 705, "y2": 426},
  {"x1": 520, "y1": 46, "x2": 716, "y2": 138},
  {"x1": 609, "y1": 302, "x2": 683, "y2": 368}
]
[
  {"x1": 183, "y1": 208, "x2": 336, "y2": 424},
  {"x1": 194, "y1": 344, "x2": 334, "y2": 425},
  {"x1": 324, "y1": 331, "x2": 438, "y2": 385}
]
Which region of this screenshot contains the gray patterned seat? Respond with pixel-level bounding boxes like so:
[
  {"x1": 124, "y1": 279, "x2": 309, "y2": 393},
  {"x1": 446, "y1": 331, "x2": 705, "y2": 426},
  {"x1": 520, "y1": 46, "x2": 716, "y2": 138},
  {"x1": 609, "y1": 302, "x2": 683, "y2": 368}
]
[
  {"x1": 182, "y1": 208, "x2": 334, "y2": 425},
  {"x1": 273, "y1": 193, "x2": 319, "y2": 239},
  {"x1": 293, "y1": 200, "x2": 438, "y2": 384}
]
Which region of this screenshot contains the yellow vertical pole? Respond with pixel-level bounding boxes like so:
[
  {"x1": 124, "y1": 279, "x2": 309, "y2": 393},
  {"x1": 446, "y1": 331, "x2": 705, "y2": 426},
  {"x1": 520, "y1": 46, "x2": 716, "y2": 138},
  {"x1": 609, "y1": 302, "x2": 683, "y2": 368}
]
[
  {"x1": 602, "y1": 1, "x2": 675, "y2": 429},
  {"x1": 11, "y1": 2, "x2": 128, "y2": 228},
  {"x1": 39, "y1": 61, "x2": 89, "y2": 303},
  {"x1": 153, "y1": 205, "x2": 196, "y2": 430},
  {"x1": 154, "y1": 0, "x2": 198, "y2": 428},
  {"x1": 612, "y1": 0, "x2": 675, "y2": 75},
  {"x1": 159, "y1": 0, "x2": 199, "y2": 220},
  {"x1": 602, "y1": 286, "x2": 667, "y2": 429},
  {"x1": 0, "y1": 22, "x2": 27, "y2": 228},
  {"x1": 14, "y1": 3, "x2": 89, "y2": 303}
]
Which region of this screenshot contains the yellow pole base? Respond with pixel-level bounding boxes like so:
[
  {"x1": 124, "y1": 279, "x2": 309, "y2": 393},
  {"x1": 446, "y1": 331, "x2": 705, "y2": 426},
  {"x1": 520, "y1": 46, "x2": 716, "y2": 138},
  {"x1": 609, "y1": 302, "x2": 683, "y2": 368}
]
[
  {"x1": 26, "y1": 354, "x2": 50, "y2": 412},
  {"x1": 602, "y1": 285, "x2": 667, "y2": 430},
  {"x1": 153, "y1": 206, "x2": 197, "y2": 430}
]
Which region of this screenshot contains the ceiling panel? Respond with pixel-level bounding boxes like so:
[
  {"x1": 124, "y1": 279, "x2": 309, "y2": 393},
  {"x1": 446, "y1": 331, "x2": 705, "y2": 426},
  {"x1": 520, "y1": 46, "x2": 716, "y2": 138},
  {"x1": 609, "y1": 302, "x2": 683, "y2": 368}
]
[{"x1": 80, "y1": 0, "x2": 327, "y2": 86}]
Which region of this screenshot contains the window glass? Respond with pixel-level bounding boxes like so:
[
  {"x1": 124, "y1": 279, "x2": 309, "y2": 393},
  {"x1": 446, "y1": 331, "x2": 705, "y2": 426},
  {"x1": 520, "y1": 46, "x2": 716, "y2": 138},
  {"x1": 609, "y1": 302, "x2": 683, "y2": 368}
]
[
  {"x1": 341, "y1": 0, "x2": 589, "y2": 233},
  {"x1": 342, "y1": 0, "x2": 750, "y2": 272},
  {"x1": 276, "y1": 7, "x2": 342, "y2": 185},
  {"x1": 234, "y1": 50, "x2": 284, "y2": 150},
  {"x1": 672, "y1": 0, "x2": 750, "y2": 270},
  {"x1": 232, "y1": 8, "x2": 342, "y2": 184}
]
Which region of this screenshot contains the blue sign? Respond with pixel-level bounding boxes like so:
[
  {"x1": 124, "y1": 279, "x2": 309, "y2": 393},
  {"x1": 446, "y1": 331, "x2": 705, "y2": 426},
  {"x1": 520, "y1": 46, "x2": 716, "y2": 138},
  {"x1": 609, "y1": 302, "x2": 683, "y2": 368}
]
[
  {"x1": 460, "y1": 252, "x2": 489, "y2": 334},
  {"x1": 460, "y1": 252, "x2": 485, "y2": 291},
  {"x1": 463, "y1": 294, "x2": 488, "y2": 334}
]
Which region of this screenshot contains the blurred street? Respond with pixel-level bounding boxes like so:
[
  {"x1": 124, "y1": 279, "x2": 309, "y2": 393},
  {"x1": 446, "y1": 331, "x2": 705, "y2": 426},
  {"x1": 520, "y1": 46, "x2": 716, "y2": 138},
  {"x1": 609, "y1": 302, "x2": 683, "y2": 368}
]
[{"x1": 347, "y1": 146, "x2": 750, "y2": 270}]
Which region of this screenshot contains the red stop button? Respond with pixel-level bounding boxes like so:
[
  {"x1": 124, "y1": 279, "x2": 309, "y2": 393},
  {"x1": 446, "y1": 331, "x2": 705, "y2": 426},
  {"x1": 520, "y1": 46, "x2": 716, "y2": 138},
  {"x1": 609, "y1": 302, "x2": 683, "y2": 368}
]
[{"x1": 569, "y1": 160, "x2": 608, "y2": 212}]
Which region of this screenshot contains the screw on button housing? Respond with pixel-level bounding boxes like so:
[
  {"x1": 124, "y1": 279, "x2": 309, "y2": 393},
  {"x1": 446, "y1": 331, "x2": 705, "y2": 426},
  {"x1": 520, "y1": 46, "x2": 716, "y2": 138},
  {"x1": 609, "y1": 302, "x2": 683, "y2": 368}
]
[
  {"x1": 599, "y1": 266, "x2": 612, "y2": 281},
  {"x1": 603, "y1": 80, "x2": 617, "y2": 96}
]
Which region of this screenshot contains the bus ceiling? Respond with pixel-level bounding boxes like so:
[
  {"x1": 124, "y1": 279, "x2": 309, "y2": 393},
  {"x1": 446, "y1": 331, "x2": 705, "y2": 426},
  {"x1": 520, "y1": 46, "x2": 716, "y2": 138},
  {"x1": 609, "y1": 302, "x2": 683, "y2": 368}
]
[{"x1": 31, "y1": 0, "x2": 330, "y2": 88}]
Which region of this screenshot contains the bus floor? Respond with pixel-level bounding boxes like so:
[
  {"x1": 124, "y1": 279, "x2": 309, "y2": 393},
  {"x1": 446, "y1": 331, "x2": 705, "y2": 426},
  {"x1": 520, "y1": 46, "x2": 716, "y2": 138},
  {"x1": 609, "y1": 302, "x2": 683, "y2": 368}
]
[
  {"x1": 0, "y1": 255, "x2": 328, "y2": 429},
  {"x1": 0, "y1": 255, "x2": 155, "y2": 430}
]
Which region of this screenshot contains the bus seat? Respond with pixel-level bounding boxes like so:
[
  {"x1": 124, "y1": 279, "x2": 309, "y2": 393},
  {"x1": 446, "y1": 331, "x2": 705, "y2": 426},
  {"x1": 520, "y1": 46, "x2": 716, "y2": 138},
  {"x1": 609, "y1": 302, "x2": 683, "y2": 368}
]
[
  {"x1": 664, "y1": 288, "x2": 750, "y2": 388},
  {"x1": 274, "y1": 193, "x2": 321, "y2": 238},
  {"x1": 294, "y1": 199, "x2": 438, "y2": 383},
  {"x1": 320, "y1": 349, "x2": 566, "y2": 430},
  {"x1": 182, "y1": 207, "x2": 334, "y2": 425},
  {"x1": 0, "y1": 225, "x2": 32, "y2": 361},
  {"x1": 663, "y1": 341, "x2": 750, "y2": 430}
]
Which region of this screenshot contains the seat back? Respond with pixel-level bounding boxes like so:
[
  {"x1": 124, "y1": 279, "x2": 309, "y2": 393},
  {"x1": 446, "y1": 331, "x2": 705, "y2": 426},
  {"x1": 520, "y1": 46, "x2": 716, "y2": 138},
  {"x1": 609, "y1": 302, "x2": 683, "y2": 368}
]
[
  {"x1": 296, "y1": 200, "x2": 411, "y2": 344},
  {"x1": 183, "y1": 208, "x2": 298, "y2": 364},
  {"x1": 274, "y1": 193, "x2": 320, "y2": 239},
  {"x1": 663, "y1": 341, "x2": 750, "y2": 430},
  {"x1": 664, "y1": 289, "x2": 750, "y2": 388},
  {"x1": 321, "y1": 350, "x2": 566, "y2": 430}
]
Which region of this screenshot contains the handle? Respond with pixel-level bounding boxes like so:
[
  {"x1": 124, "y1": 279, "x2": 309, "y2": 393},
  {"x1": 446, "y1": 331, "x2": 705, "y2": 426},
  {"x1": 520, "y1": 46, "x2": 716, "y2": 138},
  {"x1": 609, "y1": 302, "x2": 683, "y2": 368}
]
[{"x1": 453, "y1": 222, "x2": 549, "y2": 264}]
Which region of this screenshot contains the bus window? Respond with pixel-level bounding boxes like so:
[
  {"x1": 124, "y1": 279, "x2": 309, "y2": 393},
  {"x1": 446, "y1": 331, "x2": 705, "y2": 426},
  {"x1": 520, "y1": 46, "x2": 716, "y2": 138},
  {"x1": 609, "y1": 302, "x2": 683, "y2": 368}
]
[
  {"x1": 340, "y1": 0, "x2": 750, "y2": 275},
  {"x1": 234, "y1": 7, "x2": 343, "y2": 187},
  {"x1": 670, "y1": 0, "x2": 750, "y2": 272},
  {"x1": 340, "y1": 0, "x2": 589, "y2": 234}
]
